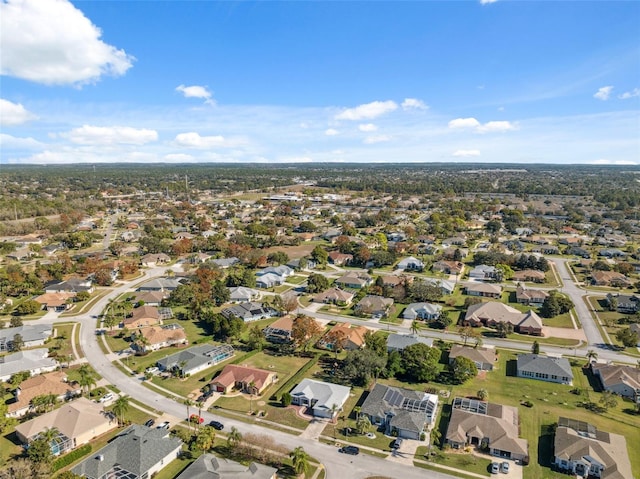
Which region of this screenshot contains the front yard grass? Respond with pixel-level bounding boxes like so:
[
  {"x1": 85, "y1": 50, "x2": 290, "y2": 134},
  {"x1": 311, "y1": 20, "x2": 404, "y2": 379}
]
[{"x1": 415, "y1": 446, "x2": 491, "y2": 477}]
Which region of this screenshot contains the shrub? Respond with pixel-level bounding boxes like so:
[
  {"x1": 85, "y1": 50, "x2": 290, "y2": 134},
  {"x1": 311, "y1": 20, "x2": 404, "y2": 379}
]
[{"x1": 52, "y1": 444, "x2": 92, "y2": 471}]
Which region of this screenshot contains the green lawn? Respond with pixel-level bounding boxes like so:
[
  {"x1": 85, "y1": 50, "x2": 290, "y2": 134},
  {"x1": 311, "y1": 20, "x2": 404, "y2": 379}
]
[
  {"x1": 49, "y1": 323, "x2": 77, "y2": 359},
  {"x1": 415, "y1": 446, "x2": 491, "y2": 477},
  {"x1": 286, "y1": 275, "x2": 308, "y2": 285},
  {"x1": 586, "y1": 296, "x2": 640, "y2": 353}
]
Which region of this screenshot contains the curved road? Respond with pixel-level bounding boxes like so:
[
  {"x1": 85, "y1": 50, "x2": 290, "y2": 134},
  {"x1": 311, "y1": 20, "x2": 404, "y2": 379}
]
[{"x1": 47, "y1": 257, "x2": 636, "y2": 478}]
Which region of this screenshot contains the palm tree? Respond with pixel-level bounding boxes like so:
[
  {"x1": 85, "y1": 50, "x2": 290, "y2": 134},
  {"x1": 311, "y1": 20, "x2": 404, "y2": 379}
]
[
  {"x1": 586, "y1": 349, "x2": 598, "y2": 363},
  {"x1": 353, "y1": 406, "x2": 361, "y2": 420},
  {"x1": 39, "y1": 427, "x2": 61, "y2": 456},
  {"x1": 477, "y1": 388, "x2": 489, "y2": 401},
  {"x1": 355, "y1": 414, "x2": 371, "y2": 435},
  {"x1": 410, "y1": 320, "x2": 421, "y2": 336},
  {"x1": 112, "y1": 395, "x2": 130, "y2": 426},
  {"x1": 248, "y1": 381, "x2": 256, "y2": 414},
  {"x1": 78, "y1": 364, "x2": 97, "y2": 396},
  {"x1": 227, "y1": 426, "x2": 242, "y2": 448},
  {"x1": 195, "y1": 400, "x2": 204, "y2": 433},
  {"x1": 289, "y1": 446, "x2": 310, "y2": 476},
  {"x1": 184, "y1": 399, "x2": 194, "y2": 433},
  {"x1": 195, "y1": 425, "x2": 216, "y2": 452}
]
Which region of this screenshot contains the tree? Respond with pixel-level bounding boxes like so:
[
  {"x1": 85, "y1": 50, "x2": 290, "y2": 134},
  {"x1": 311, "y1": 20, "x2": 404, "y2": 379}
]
[
  {"x1": 227, "y1": 426, "x2": 242, "y2": 448},
  {"x1": 355, "y1": 414, "x2": 372, "y2": 435},
  {"x1": 495, "y1": 321, "x2": 514, "y2": 338},
  {"x1": 112, "y1": 395, "x2": 130, "y2": 426},
  {"x1": 363, "y1": 331, "x2": 387, "y2": 357},
  {"x1": 401, "y1": 343, "x2": 441, "y2": 382},
  {"x1": 409, "y1": 281, "x2": 442, "y2": 302},
  {"x1": 184, "y1": 399, "x2": 194, "y2": 433},
  {"x1": 289, "y1": 446, "x2": 310, "y2": 476},
  {"x1": 9, "y1": 316, "x2": 23, "y2": 327},
  {"x1": 531, "y1": 340, "x2": 540, "y2": 355},
  {"x1": 586, "y1": 349, "x2": 598, "y2": 363},
  {"x1": 311, "y1": 245, "x2": 328, "y2": 265},
  {"x1": 449, "y1": 357, "x2": 478, "y2": 384},
  {"x1": 281, "y1": 392, "x2": 292, "y2": 407},
  {"x1": 267, "y1": 251, "x2": 289, "y2": 265},
  {"x1": 11, "y1": 333, "x2": 24, "y2": 352},
  {"x1": 433, "y1": 310, "x2": 453, "y2": 330},
  {"x1": 477, "y1": 388, "x2": 489, "y2": 401},
  {"x1": 306, "y1": 273, "x2": 330, "y2": 293},
  {"x1": 342, "y1": 349, "x2": 387, "y2": 386},
  {"x1": 457, "y1": 325, "x2": 479, "y2": 346},
  {"x1": 291, "y1": 315, "x2": 322, "y2": 352},
  {"x1": 410, "y1": 320, "x2": 421, "y2": 336},
  {"x1": 246, "y1": 324, "x2": 267, "y2": 351},
  {"x1": 15, "y1": 300, "x2": 40, "y2": 315},
  {"x1": 27, "y1": 436, "x2": 54, "y2": 465},
  {"x1": 77, "y1": 364, "x2": 97, "y2": 396},
  {"x1": 615, "y1": 327, "x2": 638, "y2": 348},
  {"x1": 599, "y1": 391, "x2": 618, "y2": 411},
  {"x1": 540, "y1": 291, "x2": 574, "y2": 318},
  {"x1": 385, "y1": 350, "x2": 403, "y2": 378},
  {"x1": 195, "y1": 425, "x2": 216, "y2": 451}
]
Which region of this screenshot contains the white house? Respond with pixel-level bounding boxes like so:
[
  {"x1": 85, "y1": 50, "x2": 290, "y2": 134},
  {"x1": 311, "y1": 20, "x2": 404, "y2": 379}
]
[{"x1": 289, "y1": 379, "x2": 350, "y2": 419}]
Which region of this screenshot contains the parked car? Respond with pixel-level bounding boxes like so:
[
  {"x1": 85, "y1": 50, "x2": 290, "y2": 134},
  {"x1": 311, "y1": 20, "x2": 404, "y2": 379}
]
[
  {"x1": 98, "y1": 393, "x2": 114, "y2": 403},
  {"x1": 208, "y1": 420, "x2": 224, "y2": 430},
  {"x1": 490, "y1": 462, "x2": 500, "y2": 474},
  {"x1": 391, "y1": 438, "x2": 403, "y2": 450},
  {"x1": 144, "y1": 419, "x2": 155, "y2": 427},
  {"x1": 145, "y1": 367, "x2": 159, "y2": 375},
  {"x1": 157, "y1": 421, "x2": 170, "y2": 430},
  {"x1": 500, "y1": 462, "x2": 510, "y2": 474},
  {"x1": 339, "y1": 446, "x2": 360, "y2": 455}
]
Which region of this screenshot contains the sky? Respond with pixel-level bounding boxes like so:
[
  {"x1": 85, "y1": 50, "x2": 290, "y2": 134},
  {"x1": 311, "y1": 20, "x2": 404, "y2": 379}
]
[{"x1": 1, "y1": 0, "x2": 639, "y2": 165}]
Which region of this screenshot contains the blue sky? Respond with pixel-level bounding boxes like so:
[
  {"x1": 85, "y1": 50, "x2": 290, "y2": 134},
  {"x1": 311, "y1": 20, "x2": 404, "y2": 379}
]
[{"x1": 1, "y1": 0, "x2": 639, "y2": 165}]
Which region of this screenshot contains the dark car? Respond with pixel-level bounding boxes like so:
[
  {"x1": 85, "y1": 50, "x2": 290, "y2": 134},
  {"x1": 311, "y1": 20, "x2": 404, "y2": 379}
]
[
  {"x1": 391, "y1": 438, "x2": 403, "y2": 450},
  {"x1": 144, "y1": 419, "x2": 155, "y2": 427},
  {"x1": 339, "y1": 446, "x2": 360, "y2": 455},
  {"x1": 208, "y1": 420, "x2": 224, "y2": 430}
]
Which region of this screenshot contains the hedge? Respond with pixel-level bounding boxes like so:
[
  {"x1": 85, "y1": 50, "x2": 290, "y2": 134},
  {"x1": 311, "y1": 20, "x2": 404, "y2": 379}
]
[
  {"x1": 270, "y1": 354, "x2": 319, "y2": 401},
  {"x1": 52, "y1": 443, "x2": 92, "y2": 472}
]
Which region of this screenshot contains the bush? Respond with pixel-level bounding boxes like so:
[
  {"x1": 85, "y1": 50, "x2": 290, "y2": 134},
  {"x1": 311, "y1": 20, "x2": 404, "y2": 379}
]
[
  {"x1": 52, "y1": 444, "x2": 92, "y2": 471},
  {"x1": 521, "y1": 400, "x2": 533, "y2": 408}
]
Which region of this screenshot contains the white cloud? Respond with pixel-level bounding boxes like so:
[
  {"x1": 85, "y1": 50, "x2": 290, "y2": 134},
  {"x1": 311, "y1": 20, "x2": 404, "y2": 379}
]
[
  {"x1": 358, "y1": 123, "x2": 378, "y2": 132},
  {"x1": 448, "y1": 117, "x2": 517, "y2": 133},
  {"x1": 174, "y1": 132, "x2": 244, "y2": 148},
  {"x1": 164, "y1": 153, "x2": 194, "y2": 162},
  {"x1": 0, "y1": 98, "x2": 38, "y2": 126},
  {"x1": 0, "y1": 0, "x2": 134, "y2": 86},
  {"x1": 452, "y1": 149, "x2": 481, "y2": 157},
  {"x1": 401, "y1": 98, "x2": 428, "y2": 110},
  {"x1": 325, "y1": 128, "x2": 339, "y2": 136},
  {"x1": 477, "y1": 121, "x2": 517, "y2": 133},
  {"x1": 480, "y1": 0, "x2": 499, "y2": 4},
  {"x1": 363, "y1": 134, "x2": 392, "y2": 144},
  {"x1": 63, "y1": 125, "x2": 158, "y2": 145},
  {"x1": 335, "y1": 100, "x2": 397, "y2": 120},
  {"x1": 0, "y1": 133, "x2": 44, "y2": 149},
  {"x1": 448, "y1": 117, "x2": 481, "y2": 129},
  {"x1": 175, "y1": 84, "x2": 215, "y2": 105},
  {"x1": 618, "y1": 88, "x2": 640, "y2": 99},
  {"x1": 593, "y1": 86, "x2": 613, "y2": 101}
]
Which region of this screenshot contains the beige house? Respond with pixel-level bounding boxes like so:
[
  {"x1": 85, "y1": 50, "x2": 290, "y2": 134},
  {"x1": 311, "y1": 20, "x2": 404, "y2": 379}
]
[
  {"x1": 448, "y1": 345, "x2": 498, "y2": 371},
  {"x1": 132, "y1": 324, "x2": 188, "y2": 353},
  {"x1": 34, "y1": 292, "x2": 76, "y2": 311},
  {"x1": 123, "y1": 305, "x2": 161, "y2": 328},
  {"x1": 211, "y1": 364, "x2": 277, "y2": 395},
  {"x1": 15, "y1": 397, "x2": 117, "y2": 455},
  {"x1": 7, "y1": 371, "x2": 81, "y2": 418},
  {"x1": 317, "y1": 323, "x2": 370, "y2": 351}
]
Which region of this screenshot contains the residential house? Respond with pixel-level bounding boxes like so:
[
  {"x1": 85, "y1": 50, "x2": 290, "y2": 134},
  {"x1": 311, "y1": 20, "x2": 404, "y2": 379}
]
[
  {"x1": 566, "y1": 246, "x2": 591, "y2": 259},
  {"x1": 255, "y1": 273, "x2": 284, "y2": 289},
  {"x1": 386, "y1": 334, "x2": 433, "y2": 353},
  {"x1": 7, "y1": 370, "x2": 81, "y2": 417},
  {"x1": 287, "y1": 257, "x2": 317, "y2": 271},
  {"x1": 605, "y1": 293, "x2": 639, "y2": 314},
  {"x1": 515, "y1": 285, "x2": 549, "y2": 306},
  {"x1": 175, "y1": 455, "x2": 277, "y2": 479},
  {"x1": 469, "y1": 265, "x2": 500, "y2": 281},
  {"x1": 45, "y1": 278, "x2": 94, "y2": 294},
  {"x1": 360, "y1": 383, "x2": 438, "y2": 440},
  {"x1": 0, "y1": 324, "x2": 52, "y2": 352},
  {"x1": 402, "y1": 302, "x2": 442, "y2": 321},
  {"x1": 512, "y1": 270, "x2": 546, "y2": 283},
  {"x1": 257, "y1": 265, "x2": 293, "y2": 280},
  {"x1": 0, "y1": 348, "x2": 58, "y2": 382},
  {"x1": 221, "y1": 302, "x2": 277, "y2": 322},
  {"x1": 422, "y1": 278, "x2": 455, "y2": 296},
  {"x1": 432, "y1": 260, "x2": 464, "y2": 275},
  {"x1": 553, "y1": 417, "x2": 633, "y2": 479},
  {"x1": 328, "y1": 251, "x2": 353, "y2": 266},
  {"x1": 289, "y1": 379, "x2": 350, "y2": 418},
  {"x1": 7, "y1": 247, "x2": 33, "y2": 261},
  {"x1": 448, "y1": 345, "x2": 497, "y2": 371},
  {"x1": 590, "y1": 363, "x2": 640, "y2": 402},
  {"x1": 631, "y1": 323, "x2": 640, "y2": 346},
  {"x1": 137, "y1": 277, "x2": 184, "y2": 292},
  {"x1": 211, "y1": 257, "x2": 240, "y2": 269},
  {"x1": 317, "y1": 323, "x2": 369, "y2": 351},
  {"x1": 464, "y1": 283, "x2": 502, "y2": 298},
  {"x1": 34, "y1": 292, "x2": 76, "y2": 311},
  {"x1": 131, "y1": 290, "x2": 168, "y2": 306},
  {"x1": 312, "y1": 287, "x2": 354, "y2": 306},
  {"x1": 334, "y1": 271, "x2": 373, "y2": 289},
  {"x1": 598, "y1": 248, "x2": 626, "y2": 258},
  {"x1": 262, "y1": 315, "x2": 295, "y2": 344},
  {"x1": 445, "y1": 397, "x2": 529, "y2": 462},
  {"x1": 156, "y1": 344, "x2": 234, "y2": 377},
  {"x1": 72, "y1": 425, "x2": 182, "y2": 479},
  {"x1": 210, "y1": 365, "x2": 277, "y2": 395},
  {"x1": 15, "y1": 397, "x2": 117, "y2": 455},
  {"x1": 140, "y1": 253, "x2": 171, "y2": 267},
  {"x1": 516, "y1": 354, "x2": 573, "y2": 385},
  {"x1": 464, "y1": 302, "x2": 543, "y2": 336},
  {"x1": 228, "y1": 286, "x2": 261, "y2": 303},
  {"x1": 354, "y1": 295, "x2": 393, "y2": 318},
  {"x1": 131, "y1": 324, "x2": 188, "y2": 353},
  {"x1": 591, "y1": 271, "x2": 632, "y2": 287},
  {"x1": 396, "y1": 256, "x2": 424, "y2": 271},
  {"x1": 122, "y1": 305, "x2": 162, "y2": 328}
]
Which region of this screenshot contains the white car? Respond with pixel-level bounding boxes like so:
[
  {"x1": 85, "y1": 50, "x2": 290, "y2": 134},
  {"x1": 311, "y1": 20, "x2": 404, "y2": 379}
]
[
  {"x1": 99, "y1": 393, "x2": 114, "y2": 403},
  {"x1": 145, "y1": 367, "x2": 159, "y2": 375}
]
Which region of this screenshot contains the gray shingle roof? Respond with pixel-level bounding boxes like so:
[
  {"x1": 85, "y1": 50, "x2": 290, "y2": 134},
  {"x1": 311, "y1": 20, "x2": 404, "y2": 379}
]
[
  {"x1": 516, "y1": 354, "x2": 573, "y2": 379},
  {"x1": 72, "y1": 425, "x2": 182, "y2": 479},
  {"x1": 175, "y1": 454, "x2": 277, "y2": 479},
  {"x1": 386, "y1": 334, "x2": 433, "y2": 352}
]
